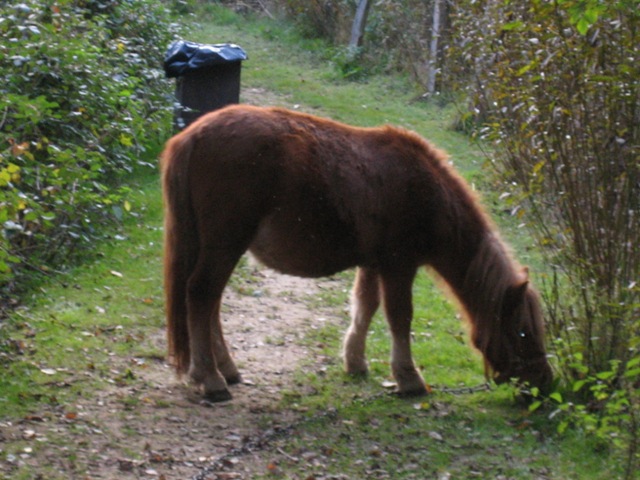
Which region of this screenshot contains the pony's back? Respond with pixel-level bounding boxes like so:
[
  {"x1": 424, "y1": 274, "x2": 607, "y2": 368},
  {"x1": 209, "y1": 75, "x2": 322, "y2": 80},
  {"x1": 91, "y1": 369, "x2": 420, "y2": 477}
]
[{"x1": 163, "y1": 104, "x2": 493, "y2": 281}]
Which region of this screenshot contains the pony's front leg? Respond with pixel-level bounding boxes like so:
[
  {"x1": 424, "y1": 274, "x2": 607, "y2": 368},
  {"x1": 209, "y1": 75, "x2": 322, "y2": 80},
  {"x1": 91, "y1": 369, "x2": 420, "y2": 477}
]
[
  {"x1": 380, "y1": 268, "x2": 428, "y2": 396},
  {"x1": 343, "y1": 267, "x2": 380, "y2": 375}
]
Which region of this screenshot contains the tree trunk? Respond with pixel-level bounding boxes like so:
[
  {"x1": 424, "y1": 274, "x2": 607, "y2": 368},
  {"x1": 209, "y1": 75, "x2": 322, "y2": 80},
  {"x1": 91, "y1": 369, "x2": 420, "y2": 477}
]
[
  {"x1": 427, "y1": 0, "x2": 442, "y2": 95},
  {"x1": 349, "y1": 0, "x2": 372, "y2": 49}
]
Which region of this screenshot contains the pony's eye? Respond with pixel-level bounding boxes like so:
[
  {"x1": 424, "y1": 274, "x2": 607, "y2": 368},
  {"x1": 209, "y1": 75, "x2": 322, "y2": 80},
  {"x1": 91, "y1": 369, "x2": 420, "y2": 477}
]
[{"x1": 519, "y1": 331, "x2": 527, "y2": 338}]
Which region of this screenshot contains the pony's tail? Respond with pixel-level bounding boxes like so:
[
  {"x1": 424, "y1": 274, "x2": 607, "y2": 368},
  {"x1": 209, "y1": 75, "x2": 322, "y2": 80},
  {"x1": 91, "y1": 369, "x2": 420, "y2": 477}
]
[{"x1": 161, "y1": 133, "x2": 198, "y2": 376}]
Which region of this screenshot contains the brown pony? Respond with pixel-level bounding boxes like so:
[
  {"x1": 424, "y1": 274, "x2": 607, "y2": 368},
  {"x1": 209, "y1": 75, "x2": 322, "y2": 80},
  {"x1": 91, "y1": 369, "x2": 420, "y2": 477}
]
[{"x1": 161, "y1": 105, "x2": 553, "y2": 402}]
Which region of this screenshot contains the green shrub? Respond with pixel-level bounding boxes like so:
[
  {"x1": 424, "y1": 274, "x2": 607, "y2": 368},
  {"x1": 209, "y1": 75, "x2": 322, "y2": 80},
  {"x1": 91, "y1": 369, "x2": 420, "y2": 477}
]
[
  {"x1": 277, "y1": 0, "x2": 351, "y2": 42},
  {"x1": 448, "y1": 0, "x2": 639, "y2": 475},
  {"x1": 0, "y1": 0, "x2": 177, "y2": 298}
]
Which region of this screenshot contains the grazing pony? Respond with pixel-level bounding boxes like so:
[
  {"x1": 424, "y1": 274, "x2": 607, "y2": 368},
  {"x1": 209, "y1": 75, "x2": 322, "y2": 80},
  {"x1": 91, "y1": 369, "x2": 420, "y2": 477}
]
[{"x1": 161, "y1": 105, "x2": 553, "y2": 402}]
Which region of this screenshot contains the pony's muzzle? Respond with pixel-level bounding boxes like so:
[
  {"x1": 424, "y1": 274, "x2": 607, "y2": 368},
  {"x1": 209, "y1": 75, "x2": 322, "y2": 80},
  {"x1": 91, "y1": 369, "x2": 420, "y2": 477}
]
[{"x1": 494, "y1": 357, "x2": 553, "y2": 396}]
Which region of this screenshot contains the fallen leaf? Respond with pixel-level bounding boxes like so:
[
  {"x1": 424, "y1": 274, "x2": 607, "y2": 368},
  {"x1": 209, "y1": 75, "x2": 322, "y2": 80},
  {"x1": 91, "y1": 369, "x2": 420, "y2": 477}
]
[
  {"x1": 369, "y1": 446, "x2": 383, "y2": 457},
  {"x1": 514, "y1": 420, "x2": 533, "y2": 430},
  {"x1": 24, "y1": 415, "x2": 45, "y2": 422},
  {"x1": 40, "y1": 368, "x2": 56, "y2": 375},
  {"x1": 110, "y1": 270, "x2": 123, "y2": 278}
]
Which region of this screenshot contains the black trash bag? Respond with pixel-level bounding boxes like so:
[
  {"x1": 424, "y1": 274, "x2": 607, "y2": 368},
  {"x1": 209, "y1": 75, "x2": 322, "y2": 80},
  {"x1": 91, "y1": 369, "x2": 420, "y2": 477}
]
[{"x1": 163, "y1": 40, "x2": 248, "y2": 78}]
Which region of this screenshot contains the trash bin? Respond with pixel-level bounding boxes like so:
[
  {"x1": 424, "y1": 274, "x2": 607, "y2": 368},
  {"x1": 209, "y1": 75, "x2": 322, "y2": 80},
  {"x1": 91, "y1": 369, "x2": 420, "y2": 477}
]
[{"x1": 164, "y1": 40, "x2": 248, "y2": 130}]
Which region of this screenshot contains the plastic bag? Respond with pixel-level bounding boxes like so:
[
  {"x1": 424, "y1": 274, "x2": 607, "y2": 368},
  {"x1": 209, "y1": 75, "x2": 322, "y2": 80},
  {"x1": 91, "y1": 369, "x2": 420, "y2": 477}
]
[{"x1": 163, "y1": 40, "x2": 247, "y2": 78}]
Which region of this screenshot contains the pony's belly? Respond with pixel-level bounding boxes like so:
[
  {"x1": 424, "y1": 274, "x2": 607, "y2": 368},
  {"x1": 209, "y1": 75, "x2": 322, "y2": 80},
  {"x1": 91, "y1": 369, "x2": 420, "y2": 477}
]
[{"x1": 248, "y1": 218, "x2": 357, "y2": 278}]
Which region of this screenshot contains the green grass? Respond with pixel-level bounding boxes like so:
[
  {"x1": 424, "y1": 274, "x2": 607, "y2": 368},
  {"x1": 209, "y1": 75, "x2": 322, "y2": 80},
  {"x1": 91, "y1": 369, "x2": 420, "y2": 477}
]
[
  {"x1": 0, "y1": 161, "x2": 165, "y2": 418},
  {"x1": 257, "y1": 396, "x2": 617, "y2": 479},
  {"x1": 0, "y1": 5, "x2": 627, "y2": 479}
]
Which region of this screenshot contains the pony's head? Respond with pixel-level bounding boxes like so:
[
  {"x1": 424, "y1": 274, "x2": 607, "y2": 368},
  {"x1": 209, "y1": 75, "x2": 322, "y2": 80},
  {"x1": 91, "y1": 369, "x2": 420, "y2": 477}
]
[{"x1": 472, "y1": 275, "x2": 553, "y2": 393}]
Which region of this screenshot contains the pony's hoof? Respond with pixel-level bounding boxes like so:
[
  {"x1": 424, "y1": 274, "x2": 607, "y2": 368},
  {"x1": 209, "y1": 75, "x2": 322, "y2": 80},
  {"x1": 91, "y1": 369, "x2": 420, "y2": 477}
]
[
  {"x1": 344, "y1": 356, "x2": 369, "y2": 376},
  {"x1": 225, "y1": 373, "x2": 243, "y2": 385},
  {"x1": 396, "y1": 385, "x2": 430, "y2": 398},
  {"x1": 345, "y1": 365, "x2": 369, "y2": 378},
  {"x1": 203, "y1": 388, "x2": 233, "y2": 403}
]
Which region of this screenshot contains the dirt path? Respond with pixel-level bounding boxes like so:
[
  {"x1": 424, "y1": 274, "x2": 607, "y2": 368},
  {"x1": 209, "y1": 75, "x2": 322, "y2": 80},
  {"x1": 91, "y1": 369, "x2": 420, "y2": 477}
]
[
  {"x1": 1, "y1": 262, "x2": 348, "y2": 479},
  {"x1": 0, "y1": 89, "x2": 352, "y2": 480}
]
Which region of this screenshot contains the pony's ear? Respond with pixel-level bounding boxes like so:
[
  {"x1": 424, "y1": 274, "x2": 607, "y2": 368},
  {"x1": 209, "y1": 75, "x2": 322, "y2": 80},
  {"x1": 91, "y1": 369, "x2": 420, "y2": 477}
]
[
  {"x1": 513, "y1": 267, "x2": 530, "y2": 297},
  {"x1": 512, "y1": 279, "x2": 529, "y2": 299},
  {"x1": 502, "y1": 277, "x2": 529, "y2": 318}
]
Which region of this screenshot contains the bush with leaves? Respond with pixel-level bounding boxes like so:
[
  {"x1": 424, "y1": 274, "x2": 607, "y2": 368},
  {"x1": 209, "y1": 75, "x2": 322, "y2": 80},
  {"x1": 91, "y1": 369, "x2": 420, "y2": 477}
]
[
  {"x1": 448, "y1": 0, "x2": 639, "y2": 475},
  {"x1": 0, "y1": 0, "x2": 177, "y2": 300},
  {"x1": 276, "y1": 0, "x2": 350, "y2": 42}
]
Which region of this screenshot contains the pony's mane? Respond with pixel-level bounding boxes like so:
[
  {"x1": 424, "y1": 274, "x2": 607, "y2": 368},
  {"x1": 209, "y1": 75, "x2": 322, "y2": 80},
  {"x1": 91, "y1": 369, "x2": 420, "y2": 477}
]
[
  {"x1": 385, "y1": 125, "x2": 526, "y2": 353},
  {"x1": 460, "y1": 232, "x2": 522, "y2": 348}
]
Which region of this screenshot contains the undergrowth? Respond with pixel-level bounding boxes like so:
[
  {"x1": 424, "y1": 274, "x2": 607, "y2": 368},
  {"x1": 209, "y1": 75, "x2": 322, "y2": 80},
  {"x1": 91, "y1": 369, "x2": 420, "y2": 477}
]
[{"x1": 0, "y1": 0, "x2": 176, "y2": 301}]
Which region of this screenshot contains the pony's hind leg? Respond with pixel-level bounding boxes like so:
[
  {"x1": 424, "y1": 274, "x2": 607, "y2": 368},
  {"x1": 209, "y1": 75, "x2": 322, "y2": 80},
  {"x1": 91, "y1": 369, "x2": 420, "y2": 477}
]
[
  {"x1": 210, "y1": 300, "x2": 241, "y2": 384},
  {"x1": 380, "y1": 268, "x2": 428, "y2": 396},
  {"x1": 343, "y1": 267, "x2": 380, "y2": 375},
  {"x1": 187, "y1": 250, "x2": 242, "y2": 402}
]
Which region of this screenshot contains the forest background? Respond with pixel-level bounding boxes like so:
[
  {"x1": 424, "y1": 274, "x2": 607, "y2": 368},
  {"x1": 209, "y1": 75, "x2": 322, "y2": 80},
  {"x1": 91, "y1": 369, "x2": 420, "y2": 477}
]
[{"x1": 0, "y1": 0, "x2": 638, "y2": 477}]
